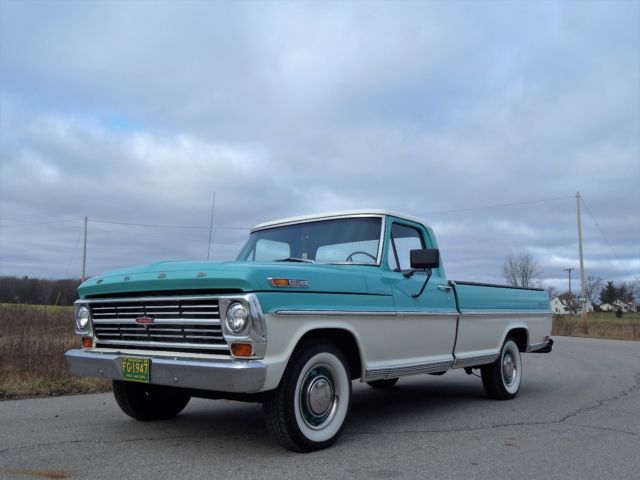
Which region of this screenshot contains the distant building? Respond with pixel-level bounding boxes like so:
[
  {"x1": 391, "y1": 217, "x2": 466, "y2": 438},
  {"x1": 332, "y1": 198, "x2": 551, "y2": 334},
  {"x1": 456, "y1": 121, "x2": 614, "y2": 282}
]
[
  {"x1": 551, "y1": 297, "x2": 570, "y2": 314},
  {"x1": 551, "y1": 297, "x2": 594, "y2": 315},
  {"x1": 600, "y1": 300, "x2": 636, "y2": 313},
  {"x1": 581, "y1": 300, "x2": 594, "y2": 313}
]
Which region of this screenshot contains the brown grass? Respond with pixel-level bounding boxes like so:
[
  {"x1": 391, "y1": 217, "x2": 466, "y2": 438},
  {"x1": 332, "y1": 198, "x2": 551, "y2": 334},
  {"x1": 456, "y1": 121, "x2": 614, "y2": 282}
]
[
  {"x1": 0, "y1": 304, "x2": 111, "y2": 400},
  {"x1": 1, "y1": 304, "x2": 637, "y2": 400},
  {"x1": 552, "y1": 311, "x2": 640, "y2": 340},
  {"x1": 11, "y1": 469, "x2": 74, "y2": 479}
]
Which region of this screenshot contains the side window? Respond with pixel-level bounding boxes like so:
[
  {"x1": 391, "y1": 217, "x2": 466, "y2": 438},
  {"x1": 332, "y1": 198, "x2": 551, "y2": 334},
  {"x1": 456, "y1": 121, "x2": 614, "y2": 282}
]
[
  {"x1": 390, "y1": 223, "x2": 424, "y2": 271},
  {"x1": 254, "y1": 239, "x2": 290, "y2": 261}
]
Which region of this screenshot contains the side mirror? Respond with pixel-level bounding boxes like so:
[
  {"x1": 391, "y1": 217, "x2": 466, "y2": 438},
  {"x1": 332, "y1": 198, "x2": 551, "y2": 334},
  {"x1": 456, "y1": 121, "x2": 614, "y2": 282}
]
[{"x1": 410, "y1": 249, "x2": 439, "y2": 270}]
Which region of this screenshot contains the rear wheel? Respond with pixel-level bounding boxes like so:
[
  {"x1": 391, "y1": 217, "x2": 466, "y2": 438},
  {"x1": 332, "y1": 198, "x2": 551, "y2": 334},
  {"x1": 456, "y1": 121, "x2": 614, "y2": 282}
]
[
  {"x1": 481, "y1": 337, "x2": 522, "y2": 400},
  {"x1": 366, "y1": 378, "x2": 399, "y2": 389},
  {"x1": 112, "y1": 380, "x2": 191, "y2": 420},
  {"x1": 263, "y1": 341, "x2": 351, "y2": 452}
]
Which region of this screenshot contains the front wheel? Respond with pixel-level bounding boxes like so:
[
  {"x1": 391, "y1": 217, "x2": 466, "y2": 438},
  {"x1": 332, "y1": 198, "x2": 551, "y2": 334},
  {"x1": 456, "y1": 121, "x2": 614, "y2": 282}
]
[
  {"x1": 263, "y1": 341, "x2": 352, "y2": 452},
  {"x1": 112, "y1": 381, "x2": 191, "y2": 420},
  {"x1": 481, "y1": 337, "x2": 522, "y2": 400}
]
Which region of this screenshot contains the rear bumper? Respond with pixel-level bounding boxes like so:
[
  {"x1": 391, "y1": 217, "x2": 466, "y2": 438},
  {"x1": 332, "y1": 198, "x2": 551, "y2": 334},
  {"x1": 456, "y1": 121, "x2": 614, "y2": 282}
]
[
  {"x1": 65, "y1": 349, "x2": 267, "y2": 393},
  {"x1": 528, "y1": 338, "x2": 554, "y2": 354}
]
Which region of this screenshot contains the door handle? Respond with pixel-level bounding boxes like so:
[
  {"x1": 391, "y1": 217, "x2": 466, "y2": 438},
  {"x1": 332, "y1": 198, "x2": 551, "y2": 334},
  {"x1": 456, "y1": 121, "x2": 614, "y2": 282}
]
[{"x1": 437, "y1": 285, "x2": 452, "y2": 292}]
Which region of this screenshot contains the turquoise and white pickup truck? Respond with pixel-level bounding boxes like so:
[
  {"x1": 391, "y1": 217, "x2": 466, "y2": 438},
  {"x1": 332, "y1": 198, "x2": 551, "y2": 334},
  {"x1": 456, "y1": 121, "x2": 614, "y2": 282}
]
[{"x1": 66, "y1": 210, "x2": 552, "y2": 451}]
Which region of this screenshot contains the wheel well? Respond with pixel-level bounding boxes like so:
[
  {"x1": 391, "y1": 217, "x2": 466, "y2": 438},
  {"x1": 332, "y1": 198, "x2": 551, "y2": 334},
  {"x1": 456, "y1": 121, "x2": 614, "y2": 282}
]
[
  {"x1": 296, "y1": 329, "x2": 362, "y2": 380},
  {"x1": 507, "y1": 328, "x2": 528, "y2": 352}
]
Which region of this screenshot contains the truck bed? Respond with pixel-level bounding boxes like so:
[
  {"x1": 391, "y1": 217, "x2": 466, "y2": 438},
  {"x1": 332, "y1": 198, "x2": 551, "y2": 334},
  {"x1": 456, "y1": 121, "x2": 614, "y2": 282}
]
[{"x1": 451, "y1": 280, "x2": 552, "y2": 366}]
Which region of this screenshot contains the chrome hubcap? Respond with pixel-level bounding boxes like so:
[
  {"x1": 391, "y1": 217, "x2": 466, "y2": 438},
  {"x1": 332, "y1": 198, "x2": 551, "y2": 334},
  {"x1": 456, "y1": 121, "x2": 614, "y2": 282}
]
[
  {"x1": 502, "y1": 352, "x2": 516, "y2": 386},
  {"x1": 308, "y1": 377, "x2": 332, "y2": 415},
  {"x1": 301, "y1": 367, "x2": 337, "y2": 429}
]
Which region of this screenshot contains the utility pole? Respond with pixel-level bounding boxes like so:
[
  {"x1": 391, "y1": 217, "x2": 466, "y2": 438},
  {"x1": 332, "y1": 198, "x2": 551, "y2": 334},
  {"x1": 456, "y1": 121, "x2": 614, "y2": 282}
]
[
  {"x1": 576, "y1": 192, "x2": 588, "y2": 333},
  {"x1": 81, "y1": 216, "x2": 88, "y2": 282},
  {"x1": 564, "y1": 267, "x2": 574, "y2": 314},
  {"x1": 207, "y1": 193, "x2": 216, "y2": 261}
]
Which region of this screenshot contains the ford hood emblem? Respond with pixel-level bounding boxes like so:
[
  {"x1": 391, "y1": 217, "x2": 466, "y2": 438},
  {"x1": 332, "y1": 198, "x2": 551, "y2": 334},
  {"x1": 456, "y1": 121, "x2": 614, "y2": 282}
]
[{"x1": 135, "y1": 316, "x2": 154, "y2": 325}]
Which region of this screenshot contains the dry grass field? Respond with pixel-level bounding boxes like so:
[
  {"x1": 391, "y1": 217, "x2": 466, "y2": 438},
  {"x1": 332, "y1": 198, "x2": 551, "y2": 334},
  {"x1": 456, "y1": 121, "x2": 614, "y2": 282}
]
[
  {"x1": 552, "y1": 311, "x2": 640, "y2": 340},
  {"x1": 0, "y1": 304, "x2": 637, "y2": 400},
  {"x1": 0, "y1": 304, "x2": 110, "y2": 400}
]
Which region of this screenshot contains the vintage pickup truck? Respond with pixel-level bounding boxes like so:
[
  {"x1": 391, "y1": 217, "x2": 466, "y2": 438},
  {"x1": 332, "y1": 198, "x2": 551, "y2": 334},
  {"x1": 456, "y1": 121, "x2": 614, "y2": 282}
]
[{"x1": 66, "y1": 210, "x2": 552, "y2": 451}]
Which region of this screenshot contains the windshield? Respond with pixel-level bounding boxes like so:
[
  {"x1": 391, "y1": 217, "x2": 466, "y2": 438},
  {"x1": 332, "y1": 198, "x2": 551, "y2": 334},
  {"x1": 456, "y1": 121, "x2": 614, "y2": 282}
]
[{"x1": 237, "y1": 217, "x2": 382, "y2": 264}]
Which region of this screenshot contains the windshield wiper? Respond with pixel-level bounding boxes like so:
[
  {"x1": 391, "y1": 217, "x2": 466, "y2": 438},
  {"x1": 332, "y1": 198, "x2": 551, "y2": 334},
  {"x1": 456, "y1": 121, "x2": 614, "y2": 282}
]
[{"x1": 275, "y1": 257, "x2": 316, "y2": 263}]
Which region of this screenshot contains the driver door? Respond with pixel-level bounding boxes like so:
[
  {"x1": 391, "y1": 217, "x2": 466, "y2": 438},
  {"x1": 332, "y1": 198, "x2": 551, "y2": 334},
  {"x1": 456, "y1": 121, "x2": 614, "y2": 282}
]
[{"x1": 387, "y1": 221, "x2": 458, "y2": 372}]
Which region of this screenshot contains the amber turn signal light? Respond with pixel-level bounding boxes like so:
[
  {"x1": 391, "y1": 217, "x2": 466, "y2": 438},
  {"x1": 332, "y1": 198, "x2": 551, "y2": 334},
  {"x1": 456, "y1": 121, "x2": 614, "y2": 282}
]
[
  {"x1": 82, "y1": 337, "x2": 93, "y2": 348},
  {"x1": 231, "y1": 343, "x2": 253, "y2": 357}
]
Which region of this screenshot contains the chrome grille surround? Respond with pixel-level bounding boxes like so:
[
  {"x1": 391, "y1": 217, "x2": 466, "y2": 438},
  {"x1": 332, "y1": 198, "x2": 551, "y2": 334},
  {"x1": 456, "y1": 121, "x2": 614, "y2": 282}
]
[{"x1": 87, "y1": 296, "x2": 229, "y2": 354}]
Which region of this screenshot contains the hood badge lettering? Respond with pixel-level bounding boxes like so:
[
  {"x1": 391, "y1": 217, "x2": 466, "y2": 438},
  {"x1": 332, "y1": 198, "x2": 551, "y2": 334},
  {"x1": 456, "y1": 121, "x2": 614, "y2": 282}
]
[{"x1": 268, "y1": 278, "x2": 309, "y2": 288}]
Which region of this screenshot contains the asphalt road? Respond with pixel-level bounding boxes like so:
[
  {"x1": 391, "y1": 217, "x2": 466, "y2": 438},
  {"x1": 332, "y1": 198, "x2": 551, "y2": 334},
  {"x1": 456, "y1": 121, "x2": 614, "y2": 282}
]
[{"x1": 1, "y1": 336, "x2": 639, "y2": 480}]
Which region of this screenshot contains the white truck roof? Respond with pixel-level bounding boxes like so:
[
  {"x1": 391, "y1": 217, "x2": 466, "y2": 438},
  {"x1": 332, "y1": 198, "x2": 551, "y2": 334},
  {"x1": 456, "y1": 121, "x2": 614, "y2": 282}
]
[{"x1": 251, "y1": 209, "x2": 428, "y2": 232}]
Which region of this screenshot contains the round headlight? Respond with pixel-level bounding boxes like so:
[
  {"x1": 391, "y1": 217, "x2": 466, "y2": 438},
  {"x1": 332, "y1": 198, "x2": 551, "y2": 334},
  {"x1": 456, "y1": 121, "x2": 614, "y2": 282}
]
[
  {"x1": 225, "y1": 302, "x2": 249, "y2": 334},
  {"x1": 76, "y1": 305, "x2": 90, "y2": 330}
]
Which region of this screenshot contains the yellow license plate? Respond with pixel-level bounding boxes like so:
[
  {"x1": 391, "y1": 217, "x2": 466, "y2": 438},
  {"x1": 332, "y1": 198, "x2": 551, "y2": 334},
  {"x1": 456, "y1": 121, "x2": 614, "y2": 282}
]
[{"x1": 120, "y1": 357, "x2": 150, "y2": 383}]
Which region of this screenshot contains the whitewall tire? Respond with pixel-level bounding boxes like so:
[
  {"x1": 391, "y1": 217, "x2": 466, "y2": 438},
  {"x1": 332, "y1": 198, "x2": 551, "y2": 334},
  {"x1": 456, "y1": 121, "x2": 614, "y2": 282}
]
[{"x1": 263, "y1": 341, "x2": 352, "y2": 452}]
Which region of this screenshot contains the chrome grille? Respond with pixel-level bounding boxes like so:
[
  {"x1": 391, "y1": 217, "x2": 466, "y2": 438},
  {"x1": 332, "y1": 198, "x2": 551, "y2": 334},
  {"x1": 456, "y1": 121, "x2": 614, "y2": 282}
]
[{"x1": 90, "y1": 296, "x2": 229, "y2": 354}]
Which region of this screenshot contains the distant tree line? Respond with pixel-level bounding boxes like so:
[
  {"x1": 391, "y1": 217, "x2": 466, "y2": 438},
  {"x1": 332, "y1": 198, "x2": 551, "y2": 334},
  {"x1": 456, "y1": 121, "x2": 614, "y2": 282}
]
[
  {"x1": 503, "y1": 252, "x2": 638, "y2": 306},
  {"x1": 599, "y1": 280, "x2": 636, "y2": 304},
  {"x1": 546, "y1": 277, "x2": 637, "y2": 307},
  {"x1": 0, "y1": 276, "x2": 81, "y2": 306}
]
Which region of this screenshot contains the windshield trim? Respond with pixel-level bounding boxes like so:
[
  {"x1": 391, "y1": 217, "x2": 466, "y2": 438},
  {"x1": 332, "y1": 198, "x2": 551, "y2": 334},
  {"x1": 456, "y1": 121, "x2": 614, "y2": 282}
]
[{"x1": 245, "y1": 214, "x2": 387, "y2": 267}]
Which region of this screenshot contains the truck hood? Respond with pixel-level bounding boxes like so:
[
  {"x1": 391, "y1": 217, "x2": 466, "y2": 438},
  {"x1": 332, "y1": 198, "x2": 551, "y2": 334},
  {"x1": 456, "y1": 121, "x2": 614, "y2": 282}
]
[{"x1": 78, "y1": 260, "x2": 372, "y2": 298}]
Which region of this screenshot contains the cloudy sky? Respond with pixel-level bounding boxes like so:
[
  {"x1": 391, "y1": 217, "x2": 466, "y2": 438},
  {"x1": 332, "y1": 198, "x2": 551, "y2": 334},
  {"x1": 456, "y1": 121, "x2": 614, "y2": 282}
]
[{"x1": 0, "y1": 0, "x2": 638, "y2": 292}]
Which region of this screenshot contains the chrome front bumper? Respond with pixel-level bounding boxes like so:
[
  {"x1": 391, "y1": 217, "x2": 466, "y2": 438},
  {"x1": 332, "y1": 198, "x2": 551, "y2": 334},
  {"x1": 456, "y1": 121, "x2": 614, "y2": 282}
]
[{"x1": 65, "y1": 349, "x2": 267, "y2": 393}]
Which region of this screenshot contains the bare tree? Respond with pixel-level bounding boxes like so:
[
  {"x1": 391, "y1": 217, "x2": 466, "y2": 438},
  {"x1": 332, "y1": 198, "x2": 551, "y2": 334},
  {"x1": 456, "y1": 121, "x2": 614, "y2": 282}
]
[
  {"x1": 630, "y1": 277, "x2": 640, "y2": 305},
  {"x1": 583, "y1": 274, "x2": 603, "y2": 302},
  {"x1": 559, "y1": 290, "x2": 577, "y2": 313},
  {"x1": 502, "y1": 252, "x2": 540, "y2": 288},
  {"x1": 545, "y1": 285, "x2": 560, "y2": 299}
]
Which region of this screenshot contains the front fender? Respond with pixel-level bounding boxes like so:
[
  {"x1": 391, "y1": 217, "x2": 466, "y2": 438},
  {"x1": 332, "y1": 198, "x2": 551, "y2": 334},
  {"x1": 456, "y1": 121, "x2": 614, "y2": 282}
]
[{"x1": 260, "y1": 312, "x2": 371, "y2": 391}]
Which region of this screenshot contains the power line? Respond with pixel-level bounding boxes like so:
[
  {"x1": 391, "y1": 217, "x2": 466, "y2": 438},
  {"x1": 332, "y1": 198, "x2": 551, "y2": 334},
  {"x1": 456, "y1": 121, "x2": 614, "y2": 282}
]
[
  {"x1": 423, "y1": 195, "x2": 574, "y2": 216},
  {"x1": 90, "y1": 224, "x2": 210, "y2": 241},
  {"x1": 63, "y1": 223, "x2": 84, "y2": 278},
  {"x1": 580, "y1": 196, "x2": 632, "y2": 277},
  {"x1": 90, "y1": 218, "x2": 250, "y2": 230},
  {"x1": 0, "y1": 220, "x2": 79, "y2": 228}
]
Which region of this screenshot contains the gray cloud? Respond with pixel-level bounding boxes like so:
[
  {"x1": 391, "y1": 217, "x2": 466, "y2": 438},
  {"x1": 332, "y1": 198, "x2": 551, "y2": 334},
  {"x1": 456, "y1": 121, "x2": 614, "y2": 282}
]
[{"x1": 0, "y1": 0, "x2": 638, "y2": 291}]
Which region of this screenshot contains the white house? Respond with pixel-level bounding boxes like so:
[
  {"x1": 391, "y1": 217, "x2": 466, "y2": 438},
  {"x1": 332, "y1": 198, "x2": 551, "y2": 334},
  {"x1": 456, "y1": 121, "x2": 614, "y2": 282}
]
[
  {"x1": 600, "y1": 300, "x2": 637, "y2": 313},
  {"x1": 551, "y1": 297, "x2": 594, "y2": 315},
  {"x1": 551, "y1": 297, "x2": 570, "y2": 314},
  {"x1": 551, "y1": 297, "x2": 568, "y2": 314}
]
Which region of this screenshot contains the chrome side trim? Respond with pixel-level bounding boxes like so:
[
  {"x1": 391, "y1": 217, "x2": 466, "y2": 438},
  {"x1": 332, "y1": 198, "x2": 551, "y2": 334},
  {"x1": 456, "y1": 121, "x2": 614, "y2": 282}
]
[
  {"x1": 453, "y1": 353, "x2": 499, "y2": 368},
  {"x1": 274, "y1": 310, "x2": 458, "y2": 317},
  {"x1": 365, "y1": 359, "x2": 454, "y2": 380},
  {"x1": 275, "y1": 310, "x2": 395, "y2": 317},
  {"x1": 460, "y1": 310, "x2": 551, "y2": 316},
  {"x1": 64, "y1": 349, "x2": 266, "y2": 392},
  {"x1": 527, "y1": 342, "x2": 546, "y2": 352}
]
